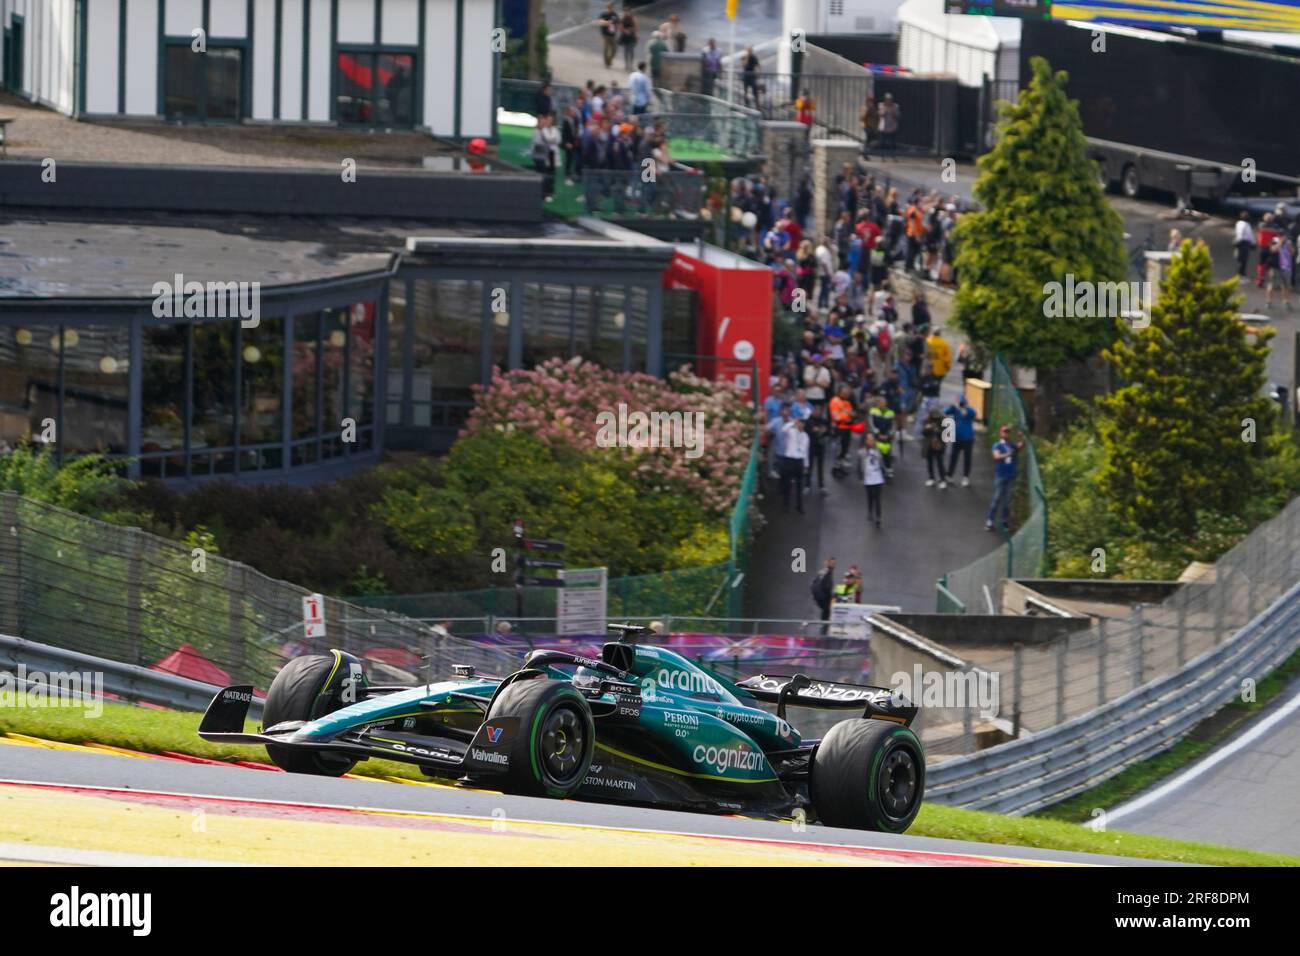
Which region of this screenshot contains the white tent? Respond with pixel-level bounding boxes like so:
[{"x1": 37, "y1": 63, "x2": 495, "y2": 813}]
[{"x1": 896, "y1": 0, "x2": 1021, "y2": 86}]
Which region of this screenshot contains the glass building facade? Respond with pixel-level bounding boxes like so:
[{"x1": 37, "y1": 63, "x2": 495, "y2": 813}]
[{"x1": 0, "y1": 236, "x2": 675, "y2": 479}]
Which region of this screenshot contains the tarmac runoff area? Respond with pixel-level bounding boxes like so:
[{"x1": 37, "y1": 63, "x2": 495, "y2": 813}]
[{"x1": 0, "y1": 739, "x2": 1170, "y2": 867}]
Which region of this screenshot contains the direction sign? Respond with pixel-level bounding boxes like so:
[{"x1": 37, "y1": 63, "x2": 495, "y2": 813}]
[
  {"x1": 558, "y1": 568, "x2": 608, "y2": 635},
  {"x1": 302, "y1": 593, "x2": 326, "y2": 639},
  {"x1": 521, "y1": 557, "x2": 566, "y2": 570},
  {"x1": 521, "y1": 538, "x2": 566, "y2": 552}
]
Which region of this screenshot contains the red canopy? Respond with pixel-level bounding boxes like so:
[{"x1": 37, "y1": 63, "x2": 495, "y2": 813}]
[{"x1": 150, "y1": 644, "x2": 232, "y2": 687}]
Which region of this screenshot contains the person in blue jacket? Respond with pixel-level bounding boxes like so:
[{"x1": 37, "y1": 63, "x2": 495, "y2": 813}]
[{"x1": 943, "y1": 394, "x2": 977, "y2": 487}]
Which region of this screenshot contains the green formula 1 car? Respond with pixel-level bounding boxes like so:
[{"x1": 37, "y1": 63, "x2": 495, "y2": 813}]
[{"x1": 198, "y1": 624, "x2": 925, "y2": 832}]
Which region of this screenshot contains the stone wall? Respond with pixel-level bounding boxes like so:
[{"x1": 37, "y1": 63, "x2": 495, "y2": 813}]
[{"x1": 811, "y1": 138, "x2": 862, "y2": 242}]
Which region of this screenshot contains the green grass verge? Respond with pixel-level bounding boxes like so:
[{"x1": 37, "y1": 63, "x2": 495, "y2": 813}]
[
  {"x1": 911, "y1": 803, "x2": 1297, "y2": 866},
  {"x1": 1035, "y1": 644, "x2": 1300, "y2": 825},
  {"x1": 0, "y1": 700, "x2": 428, "y2": 784},
  {"x1": 3, "y1": 699, "x2": 1297, "y2": 865}
]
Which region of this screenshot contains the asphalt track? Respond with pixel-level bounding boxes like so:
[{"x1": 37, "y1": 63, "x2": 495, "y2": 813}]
[
  {"x1": 0, "y1": 741, "x2": 1167, "y2": 866},
  {"x1": 1102, "y1": 678, "x2": 1300, "y2": 856}
]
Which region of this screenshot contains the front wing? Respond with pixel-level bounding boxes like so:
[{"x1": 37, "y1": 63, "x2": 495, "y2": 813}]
[{"x1": 197, "y1": 685, "x2": 516, "y2": 775}]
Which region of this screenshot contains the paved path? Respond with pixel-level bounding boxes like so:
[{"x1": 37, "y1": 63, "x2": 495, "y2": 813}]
[
  {"x1": 546, "y1": 0, "x2": 782, "y2": 93},
  {"x1": 1102, "y1": 677, "x2": 1300, "y2": 855},
  {"x1": 748, "y1": 287, "x2": 1005, "y2": 618}
]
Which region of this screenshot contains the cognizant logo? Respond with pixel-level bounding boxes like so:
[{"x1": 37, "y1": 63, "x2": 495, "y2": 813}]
[{"x1": 693, "y1": 744, "x2": 766, "y2": 774}]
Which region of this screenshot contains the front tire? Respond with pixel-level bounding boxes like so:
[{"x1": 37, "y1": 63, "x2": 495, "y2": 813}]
[
  {"x1": 811, "y1": 719, "x2": 924, "y2": 832},
  {"x1": 482, "y1": 677, "x2": 595, "y2": 798},
  {"x1": 261, "y1": 654, "x2": 359, "y2": 776}
]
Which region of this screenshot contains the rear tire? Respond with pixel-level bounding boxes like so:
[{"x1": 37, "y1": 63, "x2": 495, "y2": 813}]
[
  {"x1": 1121, "y1": 164, "x2": 1140, "y2": 199},
  {"x1": 261, "y1": 654, "x2": 358, "y2": 776},
  {"x1": 811, "y1": 719, "x2": 924, "y2": 832},
  {"x1": 482, "y1": 677, "x2": 595, "y2": 798}
]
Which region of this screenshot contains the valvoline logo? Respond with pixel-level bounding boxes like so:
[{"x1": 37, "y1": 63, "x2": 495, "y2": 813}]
[{"x1": 484, "y1": 725, "x2": 505, "y2": 744}]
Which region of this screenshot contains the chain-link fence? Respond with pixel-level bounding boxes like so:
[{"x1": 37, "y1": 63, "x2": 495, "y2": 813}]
[
  {"x1": 353, "y1": 564, "x2": 731, "y2": 624},
  {"x1": 0, "y1": 493, "x2": 519, "y2": 691},
  {"x1": 930, "y1": 493, "x2": 1300, "y2": 757},
  {"x1": 938, "y1": 355, "x2": 1048, "y2": 613}
]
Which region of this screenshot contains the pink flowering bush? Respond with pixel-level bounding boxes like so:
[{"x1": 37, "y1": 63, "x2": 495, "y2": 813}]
[
  {"x1": 465, "y1": 358, "x2": 754, "y2": 518},
  {"x1": 369, "y1": 358, "x2": 759, "y2": 587}
]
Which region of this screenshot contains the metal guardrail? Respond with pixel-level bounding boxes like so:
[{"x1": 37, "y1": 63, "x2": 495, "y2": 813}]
[
  {"x1": 926, "y1": 578, "x2": 1300, "y2": 814},
  {"x1": 634, "y1": 110, "x2": 761, "y2": 159},
  {"x1": 581, "y1": 167, "x2": 705, "y2": 218},
  {"x1": 0, "y1": 633, "x2": 261, "y2": 719}
]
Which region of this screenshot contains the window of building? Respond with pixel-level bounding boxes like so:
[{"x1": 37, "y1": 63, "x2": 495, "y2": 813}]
[
  {"x1": 386, "y1": 281, "x2": 407, "y2": 426},
  {"x1": 0, "y1": 326, "x2": 59, "y2": 452},
  {"x1": 336, "y1": 51, "x2": 415, "y2": 127},
  {"x1": 239, "y1": 317, "x2": 284, "y2": 471},
  {"x1": 521, "y1": 283, "x2": 575, "y2": 370},
  {"x1": 132, "y1": 299, "x2": 374, "y2": 479},
  {"x1": 292, "y1": 312, "x2": 321, "y2": 466},
  {"x1": 140, "y1": 325, "x2": 188, "y2": 479},
  {"x1": 190, "y1": 322, "x2": 237, "y2": 474},
  {"x1": 61, "y1": 325, "x2": 130, "y2": 456},
  {"x1": 411, "y1": 280, "x2": 483, "y2": 428},
  {"x1": 320, "y1": 308, "x2": 348, "y2": 460},
  {"x1": 164, "y1": 43, "x2": 244, "y2": 121}
]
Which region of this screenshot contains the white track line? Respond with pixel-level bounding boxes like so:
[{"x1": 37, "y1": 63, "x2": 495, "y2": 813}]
[
  {"x1": 1104, "y1": 682, "x2": 1300, "y2": 826},
  {"x1": 0, "y1": 843, "x2": 260, "y2": 867}
]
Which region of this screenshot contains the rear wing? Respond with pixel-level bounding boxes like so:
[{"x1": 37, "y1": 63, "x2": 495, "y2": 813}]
[{"x1": 736, "y1": 674, "x2": 917, "y2": 726}]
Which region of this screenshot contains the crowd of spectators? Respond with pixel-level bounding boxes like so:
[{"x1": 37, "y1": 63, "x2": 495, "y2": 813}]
[
  {"x1": 530, "y1": 79, "x2": 676, "y2": 200},
  {"x1": 753, "y1": 160, "x2": 985, "y2": 517}
]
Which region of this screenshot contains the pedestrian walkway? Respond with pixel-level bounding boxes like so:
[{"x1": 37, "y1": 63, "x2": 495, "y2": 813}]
[
  {"x1": 749, "y1": 359, "x2": 1004, "y2": 617},
  {"x1": 546, "y1": 0, "x2": 782, "y2": 94}
]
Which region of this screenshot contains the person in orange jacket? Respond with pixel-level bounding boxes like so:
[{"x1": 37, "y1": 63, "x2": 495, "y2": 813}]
[
  {"x1": 829, "y1": 384, "x2": 856, "y2": 463},
  {"x1": 904, "y1": 197, "x2": 926, "y2": 272}
]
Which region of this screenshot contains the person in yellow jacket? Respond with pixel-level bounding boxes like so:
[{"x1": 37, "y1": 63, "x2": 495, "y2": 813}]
[{"x1": 926, "y1": 327, "x2": 952, "y2": 380}]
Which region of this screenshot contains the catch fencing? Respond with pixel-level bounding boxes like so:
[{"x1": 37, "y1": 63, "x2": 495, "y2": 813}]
[
  {"x1": 0, "y1": 493, "x2": 519, "y2": 693},
  {"x1": 925, "y1": 492, "x2": 1300, "y2": 769},
  {"x1": 937, "y1": 355, "x2": 1047, "y2": 614},
  {"x1": 927, "y1": 527, "x2": 1300, "y2": 812}
]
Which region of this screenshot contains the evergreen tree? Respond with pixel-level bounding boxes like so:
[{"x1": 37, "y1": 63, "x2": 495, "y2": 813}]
[
  {"x1": 1098, "y1": 239, "x2": 1276, "y2": 534},
  {"x1": 953, "y1": 57, "x2": 1127, "y2": 420}
]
